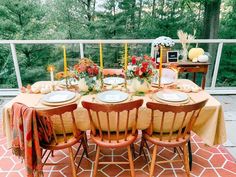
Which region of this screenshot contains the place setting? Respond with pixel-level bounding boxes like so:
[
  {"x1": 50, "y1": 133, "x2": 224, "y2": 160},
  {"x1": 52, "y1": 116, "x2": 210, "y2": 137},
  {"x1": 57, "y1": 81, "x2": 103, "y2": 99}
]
[
  {"x1": 95, "y1": 90, "x2": 130, "y2": 103},
  {"x1": 150, "y1": 89, "x2": 191, "y2": 105},
  {"x1": 40, "y1": 90, "x2": 80, "y2": 106}
]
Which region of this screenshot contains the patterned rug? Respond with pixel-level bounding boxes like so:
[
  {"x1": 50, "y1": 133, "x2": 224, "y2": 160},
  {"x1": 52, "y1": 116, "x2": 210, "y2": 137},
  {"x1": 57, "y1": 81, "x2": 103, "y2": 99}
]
[{"x1": 0, "y1": 125, "x2": 236, "y2": 177}]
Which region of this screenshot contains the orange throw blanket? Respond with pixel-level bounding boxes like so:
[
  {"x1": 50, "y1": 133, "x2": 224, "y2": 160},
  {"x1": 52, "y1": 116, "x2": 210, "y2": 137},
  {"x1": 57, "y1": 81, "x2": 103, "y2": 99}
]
[{"x1": 11, "y1": 103, "x2": 52, "y2": 177}]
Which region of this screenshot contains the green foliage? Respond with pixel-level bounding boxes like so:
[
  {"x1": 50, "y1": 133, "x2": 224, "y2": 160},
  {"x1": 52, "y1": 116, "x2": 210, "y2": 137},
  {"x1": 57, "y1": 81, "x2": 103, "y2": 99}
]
[{"x1": 0, "y1": 0, "x2": 235, "y2": 88}]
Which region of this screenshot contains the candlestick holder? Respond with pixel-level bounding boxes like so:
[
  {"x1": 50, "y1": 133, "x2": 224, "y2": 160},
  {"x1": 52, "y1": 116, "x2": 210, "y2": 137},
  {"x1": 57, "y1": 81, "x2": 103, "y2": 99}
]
[
  {"x1": 100, "y1": 70, "x2": 104, "y2": 91},
  {"x1": 124, "y1": 75, "x2": 128, "y2": 92},
  {"x1": 65, "y1": 76, "x2": 69, "y2": 89},
  {"x1": 158, "y1": 76, "x2": 161, "y2": 89}
]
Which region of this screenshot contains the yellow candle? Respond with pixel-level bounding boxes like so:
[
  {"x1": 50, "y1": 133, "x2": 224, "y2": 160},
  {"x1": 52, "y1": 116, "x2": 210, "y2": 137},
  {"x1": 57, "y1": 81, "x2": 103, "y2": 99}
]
[
  {"x1": 63, "y1": 45, "x2": 67, "y2": 76},
  {"x1": 124, "y1": 43, "x2": 128, "y2": 71},
  {"x1": 159, "y1": 45, "x2": 163, "y2": 80},
  {"x1": 99, "y1": 43, "x2": 103, "y2": 69}
]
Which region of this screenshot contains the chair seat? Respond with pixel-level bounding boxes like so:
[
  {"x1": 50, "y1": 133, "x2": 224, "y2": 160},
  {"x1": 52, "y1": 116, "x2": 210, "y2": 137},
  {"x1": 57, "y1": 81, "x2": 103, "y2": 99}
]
[
  {"x1": 91, "y1": 131, "x2": 138, "y2": 148},
  {"x1": 40, "y1": 132, "x2": 83, "y2": 150},
  {"x1": 143, "y1": 131, "x2": 190, "y2": 147}
]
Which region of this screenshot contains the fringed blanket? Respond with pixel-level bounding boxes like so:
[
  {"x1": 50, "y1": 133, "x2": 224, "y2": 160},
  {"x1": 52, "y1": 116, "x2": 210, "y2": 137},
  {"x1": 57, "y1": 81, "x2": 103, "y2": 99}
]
[{"x1": 11, "y1": 103, "x2": 52, "y2": 177}]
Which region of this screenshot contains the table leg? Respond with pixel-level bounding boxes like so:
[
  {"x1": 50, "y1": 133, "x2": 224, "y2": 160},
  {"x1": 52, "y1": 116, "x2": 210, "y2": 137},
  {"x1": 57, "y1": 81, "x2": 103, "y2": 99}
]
[
  {"x1": 193, "y1": 73, "x2": 196, "y2": 83},
  {"x1": 201, "y1": 73, "x2": 206, "y2": 90}
]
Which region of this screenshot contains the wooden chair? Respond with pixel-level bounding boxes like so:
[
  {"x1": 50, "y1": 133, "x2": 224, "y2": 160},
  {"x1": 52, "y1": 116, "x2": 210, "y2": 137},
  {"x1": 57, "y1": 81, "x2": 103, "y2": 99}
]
[
  {"x1": 140, "y1": 100, "x2": 207, "y2": 177},
  {"x1": 82, "y1": 99, "x2": 143, "y2": 177},
  {"x1": 102, "y1": 68, "x2": 124, "y2": 77},
  {"x1": 36, "y1": 104, "x2": 88, "y2": 177}
]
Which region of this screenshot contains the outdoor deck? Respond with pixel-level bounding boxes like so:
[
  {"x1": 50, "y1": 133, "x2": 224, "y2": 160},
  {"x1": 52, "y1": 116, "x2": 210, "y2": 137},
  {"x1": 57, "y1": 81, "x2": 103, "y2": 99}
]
[{"x1": 0, "y1": 95, "x2": 235, "y2": 176}]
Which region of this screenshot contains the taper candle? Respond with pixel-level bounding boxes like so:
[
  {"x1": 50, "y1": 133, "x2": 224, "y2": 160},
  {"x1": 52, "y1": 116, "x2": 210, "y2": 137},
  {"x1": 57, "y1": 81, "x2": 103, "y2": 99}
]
[
  {"x1": 124, "y1": 43, "x2": 128, "y2": 71},
  {"x1": 99, "y1": 43, "x2": 103, "y2": 69},
  {"x1": 50, "y1": 67, "x2": 54, "y2": 82},
  {"x1": 63, "y1": 45, "x2": 67, "y2": 76},
  {"x1": 159, "y1": 45, "x2": 163, "y2": 87}
]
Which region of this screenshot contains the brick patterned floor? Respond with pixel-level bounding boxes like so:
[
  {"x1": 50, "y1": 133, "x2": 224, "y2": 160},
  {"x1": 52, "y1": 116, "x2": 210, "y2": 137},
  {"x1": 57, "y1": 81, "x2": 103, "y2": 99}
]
[{"x1": 0, "y1": 126, "x2": 236, "y2": 177}]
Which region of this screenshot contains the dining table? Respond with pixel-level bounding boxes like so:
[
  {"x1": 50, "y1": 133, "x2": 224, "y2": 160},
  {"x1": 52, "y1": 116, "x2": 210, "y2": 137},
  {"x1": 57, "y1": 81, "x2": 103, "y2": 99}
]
[{"x1": 2, "y1": 79, "x2": 226, "y2": 148}]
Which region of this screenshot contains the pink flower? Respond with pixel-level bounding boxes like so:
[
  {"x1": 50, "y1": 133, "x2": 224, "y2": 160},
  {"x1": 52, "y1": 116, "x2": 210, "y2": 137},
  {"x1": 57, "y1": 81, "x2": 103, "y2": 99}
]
[
  {"x1": 143, "y1": 55, "x2": 150, "y2": 60},
  {"x1": 79, "y1": 65, "x2": 86, "y2": 72}
]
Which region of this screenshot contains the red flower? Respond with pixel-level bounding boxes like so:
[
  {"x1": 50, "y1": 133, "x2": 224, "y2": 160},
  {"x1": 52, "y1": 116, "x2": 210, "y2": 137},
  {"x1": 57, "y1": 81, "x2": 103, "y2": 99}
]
[
  {"x1": 151, "y1": 57, "x2": 156, "y2": 62},
  {"x1": 131, "y1": 56, "x2": 137, "y2": 64},
  {"x1": 87, "y1": 67, "x2": 94, "y2": 76},
  {"x1": 141, "y1": 67, "x2": 146, "y2": 73},
  {"x1": 93, "y1": 66, "x2": 99, "y2": 75},
  {"x1": 148, "y1": 69, "x2": 152, "y2": 75},
  {"x1": 134, "y1": 67, "x2": 139, "y2": 76},
  {"x1": 142, "y1": 62, "x2": 148, "y2": 68}
]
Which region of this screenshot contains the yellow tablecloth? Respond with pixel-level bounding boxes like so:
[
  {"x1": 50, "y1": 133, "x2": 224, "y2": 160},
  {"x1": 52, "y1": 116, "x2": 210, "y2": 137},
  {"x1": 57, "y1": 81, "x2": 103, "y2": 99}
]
[{"x1": 1, "y1": 79, "x2": 226, "y2": 148}]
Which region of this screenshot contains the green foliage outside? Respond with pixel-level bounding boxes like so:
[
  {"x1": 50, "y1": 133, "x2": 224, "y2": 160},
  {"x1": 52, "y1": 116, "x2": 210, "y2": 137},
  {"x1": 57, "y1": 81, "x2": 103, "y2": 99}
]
[{"x1": 0, "y1": 0, "x2": 235, "y2": 88}]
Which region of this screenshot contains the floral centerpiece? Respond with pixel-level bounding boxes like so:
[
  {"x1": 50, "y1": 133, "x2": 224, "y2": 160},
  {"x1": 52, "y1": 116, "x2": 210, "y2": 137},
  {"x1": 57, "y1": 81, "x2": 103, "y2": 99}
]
[
  {"x1": 153, "y1": 36, "x2": 175, "y2": 63},
  {"x1": 153, "y1": 36, "x2": 175, "y2": 48},
  {"x1": 126, "y1": 55, "x2": 156, "y2": 92},
  {"x1": 73, "y1": 58, "x2": 100, "y2": 92}
]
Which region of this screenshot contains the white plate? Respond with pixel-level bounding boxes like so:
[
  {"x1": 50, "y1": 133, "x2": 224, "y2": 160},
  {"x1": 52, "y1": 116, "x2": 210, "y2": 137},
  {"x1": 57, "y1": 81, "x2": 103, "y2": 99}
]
[
  {"x1": 103, "y1": 77, "x2": 125, "y2": 85},
  {"x1": 156, "y1": 91, "x2": 189, "y2": 102},
  {"x1": 60, "y1": 78, "x2": 79, "y2": 86},
  {"x1": 152, "y1": 77, "x2": 175, "y2": 85},
  {"x1": 42, "y1": 91, "x2": 76, "y2": 103},
  {"x1": 97, "y1": 90, "x2": 129, "y2": 103}
]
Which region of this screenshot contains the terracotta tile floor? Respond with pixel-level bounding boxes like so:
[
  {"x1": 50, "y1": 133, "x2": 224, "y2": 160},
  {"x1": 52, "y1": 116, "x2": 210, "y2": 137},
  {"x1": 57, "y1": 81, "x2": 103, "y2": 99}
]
[{"x1": 0, "y1": 129, "x2": 236, "y2": 177}]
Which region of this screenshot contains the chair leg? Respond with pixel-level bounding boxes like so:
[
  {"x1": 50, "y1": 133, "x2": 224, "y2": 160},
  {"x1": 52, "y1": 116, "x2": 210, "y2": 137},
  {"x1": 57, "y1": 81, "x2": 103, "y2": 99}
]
[
  {"x1": 51, "y1": 150, "x2": 54, "y2": 157},
  {"x1": 127, "y1": 146, "x2": 135, "y2": 177},
  {"x1": 188, "y1": 140, "x2": 192, "y2": 171},
  {"x1": 142, "y1": 144, "x2": 149, "y2": 165},
  {"x1": 93, "y1": 146, "x2": 100, "y2": 177},
  {"x1": 68, "y1": 147, "x2": 77, "y2": 177},
  {"x1": 183, "y1": 143, "x2": 190, "y2": 177},
  {"x1": 131, "y1": 143, "x2": 136, "y2": 159},
  {"x1": 82, "y1": 137, "x2": 89, "y2": 158},
  {"x1": 149, "y1": 145, "x2": 158, "y2": 177},
  {"x1": 139, "y1": 137, "x2": 145, "y2": 155}
]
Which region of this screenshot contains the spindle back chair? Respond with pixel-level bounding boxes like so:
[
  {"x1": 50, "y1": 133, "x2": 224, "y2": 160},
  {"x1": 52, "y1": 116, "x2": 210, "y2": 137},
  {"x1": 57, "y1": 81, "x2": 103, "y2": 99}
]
[
  {"x1": 142, "y1": 100, "x2": 207, "y2": 177},
  {"x1": 82, "y1": 99, "x2": 143, "y2": 177},
  {"x1": 36, "y1": 104, "x2": 87, "y2": 177}
]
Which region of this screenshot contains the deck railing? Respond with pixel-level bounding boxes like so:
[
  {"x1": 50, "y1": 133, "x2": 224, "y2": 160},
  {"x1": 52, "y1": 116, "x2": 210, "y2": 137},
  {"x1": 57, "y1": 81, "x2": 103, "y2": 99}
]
[{"x1": 0, "y1": 39, "x2": 236, "y2": 96}]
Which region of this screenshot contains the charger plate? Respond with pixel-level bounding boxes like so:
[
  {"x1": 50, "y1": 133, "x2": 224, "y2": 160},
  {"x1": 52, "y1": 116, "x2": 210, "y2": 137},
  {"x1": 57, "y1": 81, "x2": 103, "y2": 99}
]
[
  {"x1": 42, "y1": 91, "x2": 76, "y2": 103},
  {"x1": 97, "y1": 90, "x2": 129, "y2": 103},
  {"x1": 103, "y1": 77, "x2": 125, "y2": 85},
  {"x1": 152, "y1": 91, "x2": 190, "y2": 105},
  {"x1": 156, "y1": 90, "x2": 189, "y2": 102},
  {"x1": 152, "y1": 77, "x2": 175, "y2": 85},
  {"x1": 41, "y1": 94, "x2": 80, "y2": 106}
]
